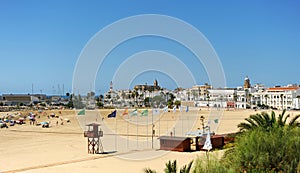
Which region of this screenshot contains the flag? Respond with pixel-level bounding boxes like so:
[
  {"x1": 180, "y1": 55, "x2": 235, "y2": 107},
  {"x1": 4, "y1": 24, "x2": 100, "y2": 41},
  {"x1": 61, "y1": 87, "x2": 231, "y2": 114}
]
[
  {"x1": 130, "y1": 109, "x2": 138, "y2": 116},
  {"x1": 140, "y1": 109, "x2": 148, "y2": 116},
  {"x1": 202, "y1": 134, "x2": 212, "y2": 151},
  {"x1": 77, "y1": 109, "x2": 85, "y2": 115},
  {"x1": 163, "y1": 106, "x2": 168, "y2": 112},
  {"x1": 122, "y1": 108, "x2": 129, "y2": 116},
  {"x1": 214, "y1": 119, "x2": 219, "y2": 124},
  {"x1": 186, "y1": 106, "x2": 189, "y2": 112},
  {"x1": 152, "y1": 109, "x2": 160, "y2": 115},
  {"x1": 173, "y1": 106, "x2": 176, "y2": 113},
  {"x1": 107, "y1": 110, "x2": 117, "y2": 118}
]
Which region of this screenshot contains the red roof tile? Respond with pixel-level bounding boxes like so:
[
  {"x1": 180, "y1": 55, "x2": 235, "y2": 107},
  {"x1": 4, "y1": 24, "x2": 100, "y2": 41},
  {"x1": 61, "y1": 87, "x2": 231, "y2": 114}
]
[{"x1": 267, "y1": 87, "x2": 299, "y2": 91}]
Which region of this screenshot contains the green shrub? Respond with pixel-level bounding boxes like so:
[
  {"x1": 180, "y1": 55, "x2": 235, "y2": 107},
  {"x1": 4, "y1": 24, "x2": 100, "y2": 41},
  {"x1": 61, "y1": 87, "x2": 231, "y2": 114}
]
[
  {"x1": 192, "y1": 156, "x2": 233, "y2": 173},
  {"x1": 223, "y1": 127, "x2": 300, "y2": 173},
  {"x1": 222, "y1": 143, "x2": 235, "y2": 150}
]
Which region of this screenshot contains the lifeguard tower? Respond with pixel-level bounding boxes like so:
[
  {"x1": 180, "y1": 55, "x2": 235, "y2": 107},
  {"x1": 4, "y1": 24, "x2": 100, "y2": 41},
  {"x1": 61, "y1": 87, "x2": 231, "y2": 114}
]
[{"x1": 84, "y1": 123, "x2": 104, "y2": 154}]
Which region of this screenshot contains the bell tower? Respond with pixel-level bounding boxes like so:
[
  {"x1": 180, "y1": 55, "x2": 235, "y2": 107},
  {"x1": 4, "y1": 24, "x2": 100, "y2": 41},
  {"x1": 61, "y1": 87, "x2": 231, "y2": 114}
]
[
  {"x1": 154, "y1": 79, "x2": 158, "y2": 87},
  {"x1": 110, "y1": 81, "x2": 113, "y2": 92},
  {"x1": 244, "y1": 76, "x2": 251, "y2": 89}
]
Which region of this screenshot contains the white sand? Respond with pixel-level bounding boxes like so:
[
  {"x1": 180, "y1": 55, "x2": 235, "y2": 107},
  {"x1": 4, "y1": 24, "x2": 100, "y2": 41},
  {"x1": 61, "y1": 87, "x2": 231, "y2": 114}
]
[{"x1": 0, "y1": 109, "x2": 298, "y2": 173}]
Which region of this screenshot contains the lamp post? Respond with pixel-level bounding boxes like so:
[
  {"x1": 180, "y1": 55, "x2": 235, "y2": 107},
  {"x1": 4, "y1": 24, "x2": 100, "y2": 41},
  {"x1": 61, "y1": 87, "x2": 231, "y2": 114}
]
[
  {"x1": 152, "y1": 123, "x2": 155, "y2": 149},
  {"x1": 151, "y1": 101, "x2": 156, "y2": 149},
  {"x1": 200, "y1": 115, "x2": 205, "y2": 134}
]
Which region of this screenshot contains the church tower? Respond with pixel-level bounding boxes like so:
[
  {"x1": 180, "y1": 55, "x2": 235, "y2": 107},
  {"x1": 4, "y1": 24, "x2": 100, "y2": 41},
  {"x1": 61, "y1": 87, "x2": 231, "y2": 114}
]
[
  {"x1": 244, "y1": 76, "x2": 251, "y2": 89},
  {"x1": 110, "y1": 81, "x2": 113, "y2": 92},
  {"x1": 154, "y1": 79, "x2": 158, "y2": 87}
]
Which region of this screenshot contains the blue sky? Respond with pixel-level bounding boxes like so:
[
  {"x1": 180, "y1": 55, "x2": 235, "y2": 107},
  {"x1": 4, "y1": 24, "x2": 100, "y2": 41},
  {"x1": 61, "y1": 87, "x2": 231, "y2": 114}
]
[{"x1": 0, "y1": 1, "x2": 299, "y2": 95}]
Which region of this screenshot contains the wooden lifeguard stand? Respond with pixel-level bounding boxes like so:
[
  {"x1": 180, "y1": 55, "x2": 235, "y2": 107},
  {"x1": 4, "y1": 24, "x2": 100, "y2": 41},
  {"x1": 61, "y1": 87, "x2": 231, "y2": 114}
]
[{"x1": 84, "y1": 123, "x2": 104, "y2": 154}]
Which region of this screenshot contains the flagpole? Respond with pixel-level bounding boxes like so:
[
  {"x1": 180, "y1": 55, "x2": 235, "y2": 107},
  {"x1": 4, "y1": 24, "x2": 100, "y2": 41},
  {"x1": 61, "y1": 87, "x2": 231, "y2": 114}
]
[
  {"x1": 152, "y1": 108, "x2": 154, "y2": 149},
  {"x1": 84, "y1": 109, "x2": 86, "y2": 131},
  {"x1": 115, "y1": 110, "x2": 117, "y2": 151},
  {"x1": 136, "y1": 109, "x2": 138, "y2": 149},
  {"x1": 187, "y1": 106, "x2": 189, "y2": 133},
  {"x1": 147, "y1": 109, "x2": 149, "y2": 148},
  {"x1": 167, "y1": 111, "x2": 169, "y2": 135},
  {"x1": 127, "y1": 115, "x2": 129, "y2": 149},
  {"x1": 181, "y1": 106, "x2": 183, "y2": 136}
]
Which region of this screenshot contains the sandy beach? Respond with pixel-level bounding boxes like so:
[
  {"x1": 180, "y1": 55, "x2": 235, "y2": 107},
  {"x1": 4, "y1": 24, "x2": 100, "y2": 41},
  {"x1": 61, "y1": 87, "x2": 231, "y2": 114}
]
[{"x1": 0, "y1": 109, "x2": 298, "y2": 173}]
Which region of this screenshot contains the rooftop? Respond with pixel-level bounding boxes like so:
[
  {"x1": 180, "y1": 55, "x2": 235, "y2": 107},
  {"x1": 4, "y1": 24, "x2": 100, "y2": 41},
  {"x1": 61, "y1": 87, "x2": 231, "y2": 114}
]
[{"x1": 267, "y1": 87, "x2": 299, "y2": 91}]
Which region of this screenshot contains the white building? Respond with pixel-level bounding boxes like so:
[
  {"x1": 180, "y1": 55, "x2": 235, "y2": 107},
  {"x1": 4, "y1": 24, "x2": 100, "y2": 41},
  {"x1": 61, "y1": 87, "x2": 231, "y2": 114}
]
[
  {"x1": 207, "y1": 88, "x2": 236, "y2": 108},
  {"x1": 293, "y1": 98, "x2": 300, "y2": 110},
  {"x1": 263, "y1": 86, "x2": 300, "y2": 110},
  {"x1": 235, "y1": 89, "x2": 249, "y2": 109}
]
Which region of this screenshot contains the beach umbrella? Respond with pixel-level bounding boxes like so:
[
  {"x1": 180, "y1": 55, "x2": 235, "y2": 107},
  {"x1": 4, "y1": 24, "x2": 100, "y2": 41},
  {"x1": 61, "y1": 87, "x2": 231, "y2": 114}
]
[
  {"x1": 41, "y1": 121, "x2": 49, "y2": 128},
  {"x1": 41, "y1": 121, "x2": 49, "y2": 125},
  {"x1": 29, "y1": 116, "x2": 35, "y2": 121}
]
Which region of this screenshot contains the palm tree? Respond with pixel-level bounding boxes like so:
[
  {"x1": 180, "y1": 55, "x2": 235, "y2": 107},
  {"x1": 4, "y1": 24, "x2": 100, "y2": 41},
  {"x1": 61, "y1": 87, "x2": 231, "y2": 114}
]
[
  {"x1": 186, "y1": 91, "x2": 190, "y2": 101},
  {"x1": 144, "y1": 160, "x2": 193, "y2": 173},
  {"x1": 238, "y1": 109, "x2": 300, "y2": 132},
  {"x1": 179, "y1": 161, "x2": 193, "y2": 173},
  {"x1": 206, "y1": 95, "x2": 210, "y2": 110},
  {"x1": 165, "y1": 160, "x2": 177, "y2": 173},
  {"x1": 144, "y1": 169, "x2": 157, "y2": 173},
  {"x1": 238, "y1": 111, "x2": 276, "y2": 132},
  {"x1": 278, "y1": 109, "x2": 300, "y2": 128},
  {"x1": 191, "y1": 90, "x2": 198, "y2": 101}
]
